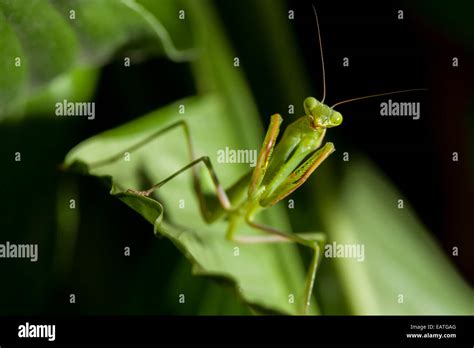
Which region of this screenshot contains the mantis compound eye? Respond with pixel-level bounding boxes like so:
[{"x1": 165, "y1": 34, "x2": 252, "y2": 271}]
[
  {"x1": 303, "y1": 97, "x2": 319, "y2": 115},
  {"x1": 329, "y1": 111, "x2": 343, "y2": 127}
]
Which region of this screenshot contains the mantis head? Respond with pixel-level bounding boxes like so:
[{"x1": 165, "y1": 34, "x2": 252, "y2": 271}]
[{"x1": 303, "y1": 97, "x2": 343, "y2": 129}]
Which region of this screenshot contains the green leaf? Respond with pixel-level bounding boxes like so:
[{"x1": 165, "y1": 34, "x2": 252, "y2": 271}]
[
  {"x1": 64, "y1": 95, "x2": 312, "y2": 315},
  {"x1": 135, "y1": 0, "x2": 194, "y2": 52},
  {"x1": 49, "y1": 0, "x2": 195, "y2": 64},
  {"x1": 0, "y1": 0, "x2": 78, "y2": 86},
  {"x1": 0, "y1": 0, "x2": 194, "y2": 119},
  {"x1": 315, "y1": 158, "x2": 473, "y2": 314},
  {"x1": 0, "y1": 8, "x2": 26, "y2": 117}
]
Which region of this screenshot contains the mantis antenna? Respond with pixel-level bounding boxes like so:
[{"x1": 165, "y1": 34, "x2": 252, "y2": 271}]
[
  {"x1": 331, "y1": 88, "x2": 428, "y2": 108},
  {"x1": 312, "y1": 4, "x2": 327, "y2": 104},
  {"x1": 310, "y1": 6, "x2": 427, "y2": 109}
]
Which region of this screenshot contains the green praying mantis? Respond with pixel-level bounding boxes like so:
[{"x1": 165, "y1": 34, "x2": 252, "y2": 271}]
[{"x1": 91, "y1": 5, "x2": 426, "y2": 314}]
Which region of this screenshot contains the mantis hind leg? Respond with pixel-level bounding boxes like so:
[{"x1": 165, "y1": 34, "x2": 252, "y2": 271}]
[
  {"x1": 127, "y1": 155, "x2": 236, "y2": 223},
  {"x1": 89, "y1": 119, "x2": 246, "y2": 223},
  {"x1": 241, "y1": 218, "x2": 325, "y2": 315}
]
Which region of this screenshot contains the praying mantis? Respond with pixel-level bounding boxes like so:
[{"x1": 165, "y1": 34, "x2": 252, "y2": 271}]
[{"x1": 93, "y1": 5, "x2": 425, "y2": 314}]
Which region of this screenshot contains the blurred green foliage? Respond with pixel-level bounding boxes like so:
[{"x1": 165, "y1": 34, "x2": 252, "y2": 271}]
[{"x1": 0, "y1": 0, "x2": 193, "y2": 119}]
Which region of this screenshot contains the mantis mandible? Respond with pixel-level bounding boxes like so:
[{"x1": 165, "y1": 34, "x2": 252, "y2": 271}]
[{"x1": 96, "y1": 5, "x2": 426, "y2": 314}]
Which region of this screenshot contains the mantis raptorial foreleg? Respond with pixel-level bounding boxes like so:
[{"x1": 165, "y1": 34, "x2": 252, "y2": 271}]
[
  {"x1": 122, "y1": 120, "x2": 247, "y2": 223},
  {"x1": 261, "y1": 142, "x2": 335, "y2": 207},
  {"x1": 248, "y1": 113, "x2": 282, "y2": 198}
]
